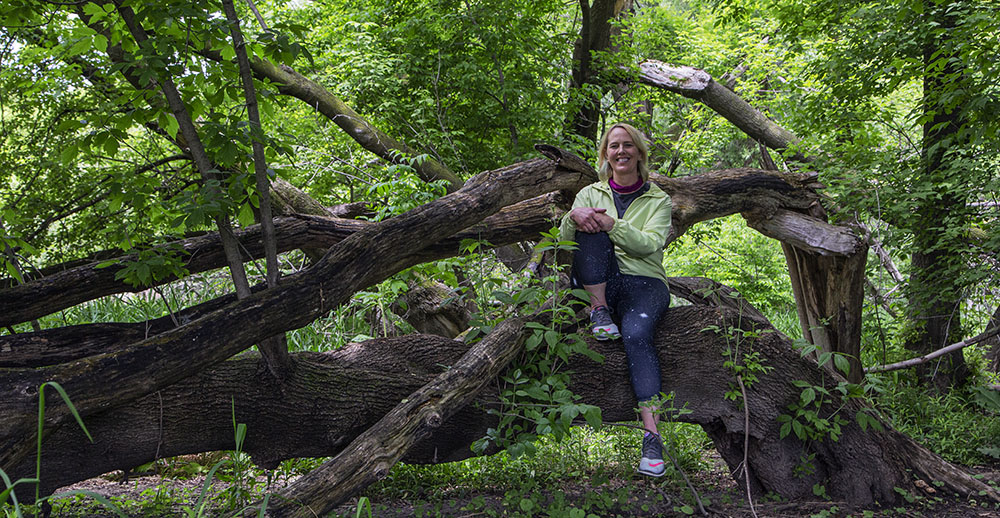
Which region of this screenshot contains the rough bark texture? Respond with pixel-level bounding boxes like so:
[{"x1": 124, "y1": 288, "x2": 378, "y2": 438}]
[
  {"x1": 10, "y1": 304, "x2": 996, "y2": 508},
  {"x1": 778, "y1": 243, "x2": 868, "y2": 382},
  {"x1": 267, "y1": 315, "x2": 530, "y2": 517},
  {"x1": 390, "y1": 276, "x2": 474, "y2": 338},
  {"x1": 987, "y1": 305, "x2": 1000, "y2": 374},
  {"x1": 0, "y1": 149, "x2": 596, "y2": 471},
  {"x1": 1, "y1": 166, "x2": 830, "y2": 329}
]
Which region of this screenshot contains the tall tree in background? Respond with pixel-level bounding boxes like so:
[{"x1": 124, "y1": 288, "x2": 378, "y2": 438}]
[{"x1": 769, "y1": 0, "x2": 1000, "y2": 389}]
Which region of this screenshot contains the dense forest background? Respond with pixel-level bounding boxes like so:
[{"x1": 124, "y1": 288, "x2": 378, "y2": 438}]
[{"x1": 2, "y1": 0, "x2": 1000, "y2": 516}]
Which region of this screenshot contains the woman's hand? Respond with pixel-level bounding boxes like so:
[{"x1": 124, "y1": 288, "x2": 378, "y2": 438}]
[{"x1": 570, "y1": 207, "x2": 615, "y2": 233}]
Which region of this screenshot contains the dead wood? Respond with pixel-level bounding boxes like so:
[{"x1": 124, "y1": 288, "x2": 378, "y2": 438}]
[
  {"x1": 0, "y1": 148, "x2": 595, "y2": 472},
  {"x1": 1, "y1": 165, "x2": 832, "y2": 329},
  {"x1": 638, "y1": 60, "x2": 806, "y2": 162},
  {"x1": 11, "y1": 304, "x2": 997, "y2": 508},
  {"x1": 266, "y1": 316, "x2": 529, "y2": 517}
]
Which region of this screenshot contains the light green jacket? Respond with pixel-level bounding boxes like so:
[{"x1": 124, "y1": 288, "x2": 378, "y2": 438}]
[{"x1": 559, "y1": 181, "x2": 672, "y2": 286}]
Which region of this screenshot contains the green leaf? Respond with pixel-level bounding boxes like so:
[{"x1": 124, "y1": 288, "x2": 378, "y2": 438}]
[
  {"x1": 60, "y1": 143, "x2": 79, "y2": 165},
  {"x1": 583, "y1": 406, "x2": 602, "y2": 430},
  {"x1": 238, "y1": 202, "x2": 255, "y2": 227},
  {"x1": 792, "y1": 419, "x2": 805, "y2": 440},
  {"x1": 92, "y1": 34, "x2": 108, "y2": 53},
  {"x1": 103, "y1": 137, "x2": 119, "y2": 157},
  {"x1": 67, "y1": 38, "x2": 93, "y2": 57},
  {"x1": 800, "y1": 387, "x2": 816, "y2": 406},
  {"x1": 833, "y1": 354, "x2": 851, "y2": 376}
]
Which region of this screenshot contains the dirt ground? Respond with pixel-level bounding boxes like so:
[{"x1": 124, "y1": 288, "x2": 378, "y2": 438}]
[{"x1": 51, "y1": 456, "x2": 1000, "y2": 517}]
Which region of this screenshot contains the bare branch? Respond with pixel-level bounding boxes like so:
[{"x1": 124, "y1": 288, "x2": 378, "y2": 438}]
[{"x1": 866, "y1": 326, "x2": 1000, "y2": 374}]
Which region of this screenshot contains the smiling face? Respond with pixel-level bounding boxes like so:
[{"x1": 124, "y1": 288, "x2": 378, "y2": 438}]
[
  {"x1": 597, "y1": 123, "x2": 649, "y2": 183},
  {"x1": 605, "y1": 127, "x2": 640, "y2": 182}
]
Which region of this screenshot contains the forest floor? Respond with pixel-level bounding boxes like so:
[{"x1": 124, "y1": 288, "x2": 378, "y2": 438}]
[{"x1": 52, "y1": 452, "x2": 1000, "y2": 518}]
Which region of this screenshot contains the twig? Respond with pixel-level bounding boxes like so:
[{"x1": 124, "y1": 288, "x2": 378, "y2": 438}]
[
  {"x1": 736, "y1": 375, "x2": 759, "y2": 518},
  {"x1": 243, "y1": 0, "x2": 269, "y2": 30},
  {"x1": 866, "y1": 326, "x2": 1000, "y2": 373}
]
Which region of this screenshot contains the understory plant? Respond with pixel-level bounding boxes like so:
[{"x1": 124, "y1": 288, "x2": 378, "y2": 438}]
[{"x1": 472, "y1": 228, "x2": 604, "y2": 458}]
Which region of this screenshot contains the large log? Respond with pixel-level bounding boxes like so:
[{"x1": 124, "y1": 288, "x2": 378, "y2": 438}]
[
  {"x1": 1, "y1": 166, "x2": 827, "y2": 329},
  {"x1": 11, "y1": 303, "x2": 997, "y2": 508},
  {"x1": 0, "y1": 192, "x2": 568, "y2": 329},
  {"x1": 0, "y1": 148, "x2": 597, "y2": 471}
]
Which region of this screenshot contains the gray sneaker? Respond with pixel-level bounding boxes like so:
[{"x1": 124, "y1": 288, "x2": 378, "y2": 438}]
[
  {"x1": 637, "y1": 432, "x2": 666, "y2": 477},
  {"x1": 590, "y1": 306, "x2": 621, "y2": 341}
]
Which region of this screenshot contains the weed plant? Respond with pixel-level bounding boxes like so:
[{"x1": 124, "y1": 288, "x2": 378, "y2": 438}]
[
  {"x1": 871, "y1": 375, "x2": 1000, "y2": 465},
  {"x1": 345, "y1": 423, "x2": 712, "y2": 517}
]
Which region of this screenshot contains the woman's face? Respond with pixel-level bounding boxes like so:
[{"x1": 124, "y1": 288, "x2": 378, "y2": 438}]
[{"x1": 605, "y1": 127, "x2": 639, "y2": 179}]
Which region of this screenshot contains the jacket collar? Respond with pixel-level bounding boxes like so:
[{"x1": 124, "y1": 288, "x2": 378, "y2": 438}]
[{"x1": 594, "y1": 179, "x2": 666, "y2": 199}]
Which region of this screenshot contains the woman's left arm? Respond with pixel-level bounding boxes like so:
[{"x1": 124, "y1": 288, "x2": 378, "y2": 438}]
[{"x1": 607, "y1": 195, "x2": 672, "y2": 257}]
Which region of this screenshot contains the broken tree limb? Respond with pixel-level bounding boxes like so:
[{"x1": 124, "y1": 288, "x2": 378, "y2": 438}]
[
  {"x1": 213, "y1": 52, "x2": 465, "y2": 192},
  {"x1": 0, "y1": 190, "x2": 567, "y2": 329},
  {"x1": 2, "y1": 165, "x2": 832, "y2": 328},
  {"x1": 637, "y1": 61, "x2": 807, "y2": 161},
  {"x1": 265, "y1": 315, "x2": 529, "y2": 517},
  {"x1": 746, "y1": 209, "x2": 866, "y2": 257},
  {"x1": 0, "y1": 147, "x2": 594, "y2": 473},
  {"x1": 13, "y1": 304, "x2": 998, "y2": 507},
  {"x1": 866, "y1": 326, "x2": 1000, "y2": 374}
]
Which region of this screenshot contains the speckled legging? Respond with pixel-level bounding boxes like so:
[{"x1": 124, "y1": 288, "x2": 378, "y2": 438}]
[{"x1": 572, "y1": 230, "x2": 671, "y2": 402}]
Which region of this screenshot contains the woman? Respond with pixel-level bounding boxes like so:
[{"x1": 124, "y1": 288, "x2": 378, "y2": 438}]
[{"x1": 559, "y1": 122, "x2": 672, "y2": 477}]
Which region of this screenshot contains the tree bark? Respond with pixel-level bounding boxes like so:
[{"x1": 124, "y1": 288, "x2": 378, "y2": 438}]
[
  {"x1": 11, "y1": 303, "x2": 996, "y2": 508},
  {"x1": 568, "y1": 0, "x2": 626, "y2": 141},
  {"x1": 1, "y1": 165, "x2": 829, "y2": 329},
  {"x1": 222, "y1": 0, "x2": 291, "y2": 380},
  {"x1": 266, "y1": 315, "x2": 530, "y2": 517},
  {"x1": 389, "y1": 275, "x2": 474, "y2": 338},
  {"x1": 987, "y1": 305, "x2": 1000, "y2": 374},
  {"x1": 0, "y1": 147, "x2": 596, "y2": 473}
]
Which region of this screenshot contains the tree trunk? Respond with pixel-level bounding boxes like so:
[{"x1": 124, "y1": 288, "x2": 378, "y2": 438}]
[
  {"x1": 987, "y1": 305, "x2": 1000, "y2": 374},
  {"x1": 0, "y1": 148, "x2": 597, "y2": 472},
  {"x1": 906, "y1": 0, "x2": 970, "y2": 390},
  {"x1": 568, "y1": 0, "x2": 625, "y2": 141},
  {"x1": 10, "y1": 302, "x2": 996, "y2": 509}
]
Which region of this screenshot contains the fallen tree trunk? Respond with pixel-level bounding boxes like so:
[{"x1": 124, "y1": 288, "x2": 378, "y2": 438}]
[
  {"x1": 12, "y1": 301, "x2": 997, "y2": 508},
  {"x1": 0, "y1": 191, "x2": 570, "y2": 329},
  {"x1": 0, "y1": 165, "x2": 826, "y2": 329},
  {"x1": 0, "y1": 147, "x2": 597, "y2": 472}
]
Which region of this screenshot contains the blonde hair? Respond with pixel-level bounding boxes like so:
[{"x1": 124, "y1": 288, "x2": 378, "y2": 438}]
[{"x1": 597, "y1": 123, "x2": 650, "y2": 182}]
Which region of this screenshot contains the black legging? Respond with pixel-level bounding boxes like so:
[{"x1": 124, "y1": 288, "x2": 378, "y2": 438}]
[{"x1": 572, "y1": 230, "x2": 671, "y2": 402}]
